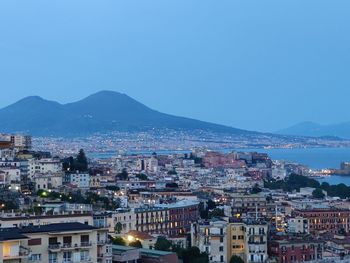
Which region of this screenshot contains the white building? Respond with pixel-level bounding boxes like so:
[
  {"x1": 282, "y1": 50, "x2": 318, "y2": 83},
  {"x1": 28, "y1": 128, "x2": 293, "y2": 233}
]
[
  {"x1": 29, "y1": 158, "x2": 62, "y2": 178},
  {"x1": 0, "y1": 167, "x2": 21, "y2": 185},
  {"x1": 191, "y1": 219, "x2": 228, "y2": 263},
  {"x1": 34, "y1": 172, "x2": 63, "y2": 191},
  {"x1": 287, "y1": 216, "x2": 309, "y2": 234},
  {"x1": 69, "y1": 173, "x2": 90, "y2": 189}
]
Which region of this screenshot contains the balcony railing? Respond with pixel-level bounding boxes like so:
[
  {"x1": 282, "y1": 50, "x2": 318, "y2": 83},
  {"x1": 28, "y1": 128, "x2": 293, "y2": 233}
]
[
  {"x1": 49, "y1": 242, "x2": 92, "y2": 250},
  {"x1": 80, "y1": 256, "x2": 92, "y2": 262},
  {"x1": 80, "y1": 241, "x2": 92, "y2": 247}
]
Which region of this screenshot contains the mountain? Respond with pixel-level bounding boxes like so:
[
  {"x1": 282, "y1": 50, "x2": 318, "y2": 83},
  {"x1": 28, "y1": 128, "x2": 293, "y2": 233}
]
[
  {"x1": 0, "y1": 91, "x2": 255, "y2": 136},
  {"x1": 278, "y1": 121, "x2": 350, "y2": 139}
]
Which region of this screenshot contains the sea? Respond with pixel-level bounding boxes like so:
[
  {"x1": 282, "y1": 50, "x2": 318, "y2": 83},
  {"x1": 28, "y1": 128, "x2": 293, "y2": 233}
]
[
  {"x1": 235, "y1": 147, "x2": 350, "y2": 186},
  {"x1": 91, "y1": 147, "x2": 350, "y2": 186}
]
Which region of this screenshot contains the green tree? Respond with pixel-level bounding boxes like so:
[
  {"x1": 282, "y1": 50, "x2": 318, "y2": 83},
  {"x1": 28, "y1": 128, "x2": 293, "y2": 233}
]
[
  {"x1": 207, "y1": 199, "x2": 216, "y2": 210},
  {"x1": 136, "y1": 173, "x2": 148, "y2": 180},
  {"x1": 209, "y1": 208, "x2": 225, "y2": 218},
  {"x1": 251, "y1": 184, "x2": 262, "y2": 194},
  {"x1": 312, "y1": 188, "x2": 325, "y2": 199},
  {"x1": 167, "y1": 169, "x2": 177, "y2": 175},
  {"x1": 199, "y1": 202, "x2": 209, "y2": 219},
  {"x1": 129, "y1": 240, "x2": 143, "y2": 248},
  {"x1": 182, "y1": 247, "x2": 208, "y2": 263},
  {"x1": 154, "y1": 236, "x2": 172, "y2": 251},
  {"x1": 112, "y1": 237, "x2": 126, "y2": 246},
  {"x1": 114, "y1": 222, "x2": 123, "y2": 234},
  {"x1": 75, "y1": 149, "x2": 88, "y2": 172},
  {"x1": 117, "y1": 168, "x2": 128, "y2": 180},
  {"x1": 230, "y1": 255, "x2": 244, "y2": 263},
  {"x1": 165, "y1": 182, "x2": 178, "y2": 188}
]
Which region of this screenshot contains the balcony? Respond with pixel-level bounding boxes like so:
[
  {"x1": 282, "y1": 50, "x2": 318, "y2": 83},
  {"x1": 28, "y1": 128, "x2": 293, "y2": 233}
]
[
  {"x1": 248, "y1": 241, "x2": 266, "y2": 245},
  {"x1": 97, "y1": 239, "x2": 110, "y2": 245},
  {"x1": 80, "y1": 241, "x2": 92, "y2": 248},
  {"x1": 80, "y1": 256, "x2": 92, "y2": 262},
  {"x1": 3, "y1": 246, "x2": 30, "y2": 259},
  {"x1": 98, "y1": 252, "x2": 112, "y2": 259}
]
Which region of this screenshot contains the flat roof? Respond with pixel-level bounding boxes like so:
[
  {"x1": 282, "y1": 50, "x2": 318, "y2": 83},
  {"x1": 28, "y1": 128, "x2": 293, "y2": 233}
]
[
  {"x1": 0, "y1": 229, "x2": 28, "y2": 242},
  {"x1": 140, "y1": 248, "x2": 175, "y2": 256}
]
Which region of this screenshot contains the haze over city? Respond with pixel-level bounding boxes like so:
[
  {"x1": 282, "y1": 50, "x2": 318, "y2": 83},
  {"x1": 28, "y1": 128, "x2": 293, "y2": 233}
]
[{"x1": 1, "y1": 0, "x2": 350, "y2": 132}]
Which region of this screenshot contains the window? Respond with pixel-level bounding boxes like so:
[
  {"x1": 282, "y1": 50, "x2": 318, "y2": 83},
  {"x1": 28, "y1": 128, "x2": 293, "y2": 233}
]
[
  {"x1": 29, "y1": 254, "x2": 42, "y2": 261},
  {"x1": 81, "y1": 235, "x2": 90, "y2": 245},
  {"x1": 81, "y1": 250, "x2": 90, "y2": 261},
  {"x1": 28, "y1": 238, "x2": 42, "y2": 246},
  {"x1": 219, "y1": 246, "x2": 224, "y2": 252},
  {"x1": 49, "y1": 253, "x2": 57, "y2": 263},
  {"x1": 49, "y1": 237, "x2": 58, "y2": 245},
  {"x1": 63, "y1": 252, "x2": 72, "y2": 261},
  {"x1": 233, "y1": 235, "x2": 237, "y2": 240},
  {"x1": 63, "y1": 236, "x2": 72, "y2": 246},
  {"x1": 220, "y1": 255, "x2": 224, "y2": 262}
]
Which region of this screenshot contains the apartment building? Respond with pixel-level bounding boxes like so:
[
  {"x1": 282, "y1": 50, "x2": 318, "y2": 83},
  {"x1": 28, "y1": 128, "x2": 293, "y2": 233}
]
[
  {"x1": 192, "y1": 218, "x2": 268, "y2": 263},
  {"x1": 227, "y1": 221, "x2": 246, "y2": 261},
  {"x1": 269, "y1": 236, "x2": 324, "y2": 263},
  {"x1": 28, "y1": 158, "x2": 62, "y2": 178},
  {"x1": 230, "y1": 193, "x2": 267, "y2": 219},
  {"x1": 34, "y1": 172, "x2": 63, "y2": 191},
  {"x1": 244, "y1": 220, "x2": 268, "y2": 263},
  {"x1": 286, "y1": 217, "x2": 309, "y2": 234},
  {"x1": 135, "y1": 200, "x2": 199, "y2": 237},
  {"x1": 0, "y1": 213, "x2": 93, "y2": 228},
  {"x1": 68, "y1": 173, "x2": 90, "y2": 189},
  {"x1": 191, "y1": 219, "x2": 228, "y2": 263},
  {"x1": 294, "y1": 209, "x2": 350, "y2": 234},
  {"x1": 0, "y1": 222, "x2": 112, "y2": 263}
]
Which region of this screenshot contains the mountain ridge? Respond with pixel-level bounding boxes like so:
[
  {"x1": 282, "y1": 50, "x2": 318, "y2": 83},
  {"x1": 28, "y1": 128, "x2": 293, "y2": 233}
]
[
  {"x1": 278, "y1": 121, "x2": 350, "y2": 139},
  {"x1": 0, "y1": 90, "x2": 256, "y2": 137}
]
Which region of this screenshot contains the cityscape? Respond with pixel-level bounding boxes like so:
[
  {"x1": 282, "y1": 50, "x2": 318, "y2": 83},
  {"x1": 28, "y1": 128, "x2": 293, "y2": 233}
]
[
  {"x1": 1, "y1": 1, "x2": 350, "y2": 263},
  {"x1": 1, "y1": 133, "x2": 350, "y2": 263}
]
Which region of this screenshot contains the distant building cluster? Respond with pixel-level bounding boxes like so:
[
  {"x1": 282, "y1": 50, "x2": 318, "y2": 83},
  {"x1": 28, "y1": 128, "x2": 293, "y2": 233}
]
[{"x1": 0, "y1": 133, "x2": 350, "y2": 263}]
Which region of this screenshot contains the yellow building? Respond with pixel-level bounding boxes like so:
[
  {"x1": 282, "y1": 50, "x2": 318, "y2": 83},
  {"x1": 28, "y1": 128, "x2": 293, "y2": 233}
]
[
  {"x1": 0, "y1": 222, "x2": 112, "y2": 263},
  {"x1": 227, "y1": 221, "x2": 246, "y2": 261}
]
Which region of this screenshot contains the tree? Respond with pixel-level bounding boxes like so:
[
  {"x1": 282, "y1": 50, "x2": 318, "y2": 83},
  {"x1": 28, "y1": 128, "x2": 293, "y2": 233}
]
[
  {"x1": 182, "y1": 247, "x2": 209, "y2": 263},
  {"x1": 154, "y1": 236, "x2": 172, "y2": 251},
  {"x1": 114, "y1": 222, "x2": 123, "y2": 234},
  {"x1": 312, "y1": 188, "x2": 325, "y2": 199},
  {"x1": 199, "y1": 202, "x2": 209, "y2": 219},
  {"x1": 117, "y1": 168, "x2": 128, "y2": 180},
  {"x1": 129, "y1": 240, "x2": 143, "y2": 248},
  {"x1": 251, "y1": 184, "x2": 262, "y2": 194},
  {"x1": 165, "y1": 182, "x2": 178, "y2": 188},
  {"x1": 112, "y1": 237, "x2": 126, "y2": 246},
  {"x1": 136, "y1": 173, "x2": 148, "y2": 180},
  {"x1": 75, "y1": 149, "x2": 88, "y2": 172},
  {"x1": 167, "y1": 169, "x2": 177, "y2": 175},
  {"x1": 230, "y1": 255, "x2": 244, "y2": 263},
  {"x1": 209, "y1": 208, "x2": 225, "y2": 218},
  {"x1": 207, "y1": 199, "x2": 216, "y2": 210}
]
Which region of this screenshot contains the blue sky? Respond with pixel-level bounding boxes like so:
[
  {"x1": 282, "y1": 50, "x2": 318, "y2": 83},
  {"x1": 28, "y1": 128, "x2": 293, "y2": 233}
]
[{"x1": 0, "y1": 0, "x2": 349, "y2": 132}]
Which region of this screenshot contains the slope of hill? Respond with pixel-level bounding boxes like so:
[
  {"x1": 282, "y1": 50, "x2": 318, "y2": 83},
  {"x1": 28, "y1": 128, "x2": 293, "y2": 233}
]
[
  {"x1": 0, "y1": 90, "x2": 254, "y2": 136},
  {"x1": 278, "y1": 121, "x2": 350, "y2": 139}
]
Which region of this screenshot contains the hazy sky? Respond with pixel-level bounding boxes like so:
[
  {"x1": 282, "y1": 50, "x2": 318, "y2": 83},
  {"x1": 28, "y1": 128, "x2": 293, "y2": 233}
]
[{"x1": 1, "y1": 1, "x2": 349, "y2": 132}]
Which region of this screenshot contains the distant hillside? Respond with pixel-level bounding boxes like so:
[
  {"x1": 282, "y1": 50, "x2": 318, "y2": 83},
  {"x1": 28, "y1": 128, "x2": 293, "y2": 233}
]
[
  {"x1": 0, "y1": 90, "x2": 256, "y2": 136},
  {"x1": 278, "y1": 121, "x2": 350, "y2": 139}
]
